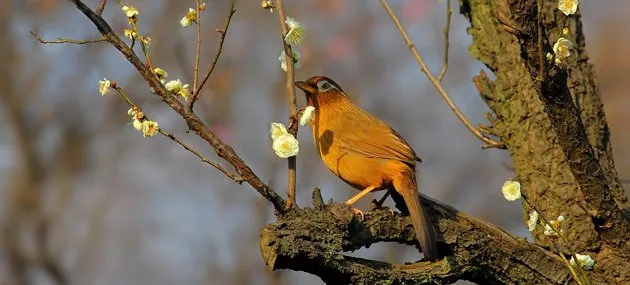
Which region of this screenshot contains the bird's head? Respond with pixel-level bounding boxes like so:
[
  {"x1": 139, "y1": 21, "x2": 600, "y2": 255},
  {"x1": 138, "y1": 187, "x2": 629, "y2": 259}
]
[{"x1": 295, "y1": 76, "x2": 347, "y2": 107}]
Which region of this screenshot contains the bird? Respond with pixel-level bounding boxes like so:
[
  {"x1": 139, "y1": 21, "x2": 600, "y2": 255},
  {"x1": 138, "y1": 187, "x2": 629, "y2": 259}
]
[{"x1": 295, "y1": 76, "x2": 438, "y2": 260}]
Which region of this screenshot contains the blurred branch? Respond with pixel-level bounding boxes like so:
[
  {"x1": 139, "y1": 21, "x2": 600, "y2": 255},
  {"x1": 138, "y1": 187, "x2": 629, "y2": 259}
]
[
  {"x1": 275, "y1": 0, "x2": 298, "y2": 210},
  {"x1": 260, "y1": 190, "x2": 571, "y2": 284},
  {"x1": 378, "y1": 0, "x2": 504, "y2": 149},
  {"x1": 30, "y1": 31, "x2": 106, "y2": 44},
  {"x1": 189, "y1": 1, "x2": 236, "y2": 109},
  {"x1": 437, "y1": 0, "x2": 452, "y2": 81},
  {"x1": 67, "y1": 0, "x2": 287, "y2": 215},
  {"x1": 95, "y1": 0, "x2": 107, "y2": 15},
  {"x1": 159, "y1": 129, "x2": 244, "y2": 184}
]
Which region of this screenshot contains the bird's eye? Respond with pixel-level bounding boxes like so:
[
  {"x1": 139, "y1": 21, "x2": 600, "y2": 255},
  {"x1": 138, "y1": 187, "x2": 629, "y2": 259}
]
[{"x1": 317, "y1": 80, "x2": 333, "y2": 91}]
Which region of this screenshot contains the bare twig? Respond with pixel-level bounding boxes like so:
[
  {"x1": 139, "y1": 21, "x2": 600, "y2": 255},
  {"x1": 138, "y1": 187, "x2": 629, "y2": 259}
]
[
  {"x1": 437, "y1": 0, "x2": 452, "y2": 81},
  {"x1": 378, "y1": 0, "x2": 503, "y2": 149},
  {"x1": 95, "y1": 0, "x2": 107, "y2": 15},
  {"x1": 522, "y1": 196, "x2": 590, "y2": 285},
  {"x1": 31, "y1": 31, "x2": 106, "y2": 44},
  {"x1": 159, "y1": 129, "x2": 244, "y2": 184},
  {"x1": 67, "y1": 0, "x2": 287, "y2": 214},
  {"x1": 112, "y1": 86, "x2": 244, "y2": 184},
  {"x1": 189, "y1": 1, "x2": 236, "y2": 109},
  {"x1": 192, "y1": 0, "x2": 202, "y2": 94},
  {"x1": 129, "y1": 20, "x2": 154, "y2": 71},
  {"x1": 275, "y1": 0, "x2": 298, "y2": 210}
]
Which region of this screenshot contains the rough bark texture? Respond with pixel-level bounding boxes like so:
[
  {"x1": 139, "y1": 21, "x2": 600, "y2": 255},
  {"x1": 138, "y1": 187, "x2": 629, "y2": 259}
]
[
  {"x1": 260, "y1": 193, "x2": 569, "y2": 285},
  {"x1": 465, "y1": 0, "x2": 630, "y2": 254}
]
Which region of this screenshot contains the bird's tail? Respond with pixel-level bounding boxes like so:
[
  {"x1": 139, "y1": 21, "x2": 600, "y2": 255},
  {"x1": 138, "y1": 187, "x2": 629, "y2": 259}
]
[{"x1": 394, "y1": 172, "x2": 438, "y2": 260}]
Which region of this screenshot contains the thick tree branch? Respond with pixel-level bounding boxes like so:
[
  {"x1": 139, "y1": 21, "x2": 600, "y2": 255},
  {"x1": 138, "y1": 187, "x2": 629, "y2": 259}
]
[
  {"x1": 460, "y1": 0, "x2": 630, "y2": 283},
  {"x1": 260, "y1": 191, "x2": 571, "y2": 285},
  {"x1": 498, "y1": 0, "x2": 630, "y2": 251},
  {"x1": 68, "y1": 0, "x2": 287, "y2": 215}
]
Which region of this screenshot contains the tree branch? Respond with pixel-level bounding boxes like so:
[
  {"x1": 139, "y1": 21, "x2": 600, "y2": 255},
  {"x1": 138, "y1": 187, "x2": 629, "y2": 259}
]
[
  {"x1": 30, "y1": 31, "x2": 106, "y2": 44},
  {"x1": 497, "y1": 0, "x2": 630, "y2": 251},
  {"x1": 275, "y1": 0, "x2": 298, "y2": 209},
  {"x1": 67, "y1": 0, "x2": 287, "y2": 215},
  {"x1": 260, "y1": 190, "x2": 571, "y2": 284},
  {"x1": 378, "y1": 0, "x2": 503, "y2": 149},
  {"x1": 437, "y1": 0, "x2": 452, "y2": 82}
]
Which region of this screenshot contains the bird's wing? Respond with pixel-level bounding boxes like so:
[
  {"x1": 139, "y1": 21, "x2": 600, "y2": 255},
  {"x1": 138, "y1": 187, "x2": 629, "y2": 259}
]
[{"x1": 340, "y1": 124, "x2": 420, "y2": 165}]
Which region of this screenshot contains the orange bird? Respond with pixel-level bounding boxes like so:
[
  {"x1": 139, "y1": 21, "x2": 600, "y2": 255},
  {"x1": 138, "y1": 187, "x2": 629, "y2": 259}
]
[{"x1": 295, "y1": 76, "x2": 438, "y2": 260}]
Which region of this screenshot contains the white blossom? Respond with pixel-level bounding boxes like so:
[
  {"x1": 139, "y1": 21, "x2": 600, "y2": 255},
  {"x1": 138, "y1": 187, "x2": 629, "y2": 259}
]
[
  {"x1": 141, "y1": 120, "x2": 159, "y2": 137},
  {"x1": 527, "y1": 210, "x2": 539, "y2": 232},
  {"x1": 98, "y1": 78, "x2": 111, "y2": 96},
  {"x1": 558, "y1": 0, "x2": 578, "y2": 16},
  {"x1": 270, "y1": 122, "x2": 288, "y2": 140},
  {"x1": 553, "y1": 38, "x2": 573, "y2": 63},
  {"x1": 284, "y1": 17, "x2": 305, "y2": 46},
  {"x1": 272, "y1": 133, "x2": 299, "y2": 158},
  {"x1": 300, "y1": 106, "x2": 315, "y2": 126},
  {"x1": 122, "y1": 6, "x2": 139, "y2": 18},
  {"x1": 279, "y1": 50, "x2": 301, "y2": 72},
  {"x1": 570, "y1": 253, "x2": 594, "y2": 270},
  {"x1": 501, "y1": 180, "x2": 521, "y2": 201}
]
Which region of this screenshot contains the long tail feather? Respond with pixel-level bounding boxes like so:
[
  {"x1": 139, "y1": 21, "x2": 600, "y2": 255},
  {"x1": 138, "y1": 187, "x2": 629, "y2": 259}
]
[{"x1": 394, "y1": 173, "x2": 438, "y2": 260}]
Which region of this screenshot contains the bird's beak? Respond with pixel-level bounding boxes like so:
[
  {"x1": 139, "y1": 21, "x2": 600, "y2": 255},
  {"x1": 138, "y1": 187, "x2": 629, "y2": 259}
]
[{"x1": 295, "y1": 81, "x2": 316, "y2": 94}]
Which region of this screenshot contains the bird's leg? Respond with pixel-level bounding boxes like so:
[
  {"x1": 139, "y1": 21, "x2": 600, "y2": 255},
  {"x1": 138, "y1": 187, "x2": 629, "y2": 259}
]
[
  {"x1": 375, "y1": 190, "x2": 391, "y2": 208},
  {"x1": 371, "y1": 190, "x2": 396, "y2": 215},
  {"x1": 344, "y1": 186, "x2": 376, "y2": 219}
]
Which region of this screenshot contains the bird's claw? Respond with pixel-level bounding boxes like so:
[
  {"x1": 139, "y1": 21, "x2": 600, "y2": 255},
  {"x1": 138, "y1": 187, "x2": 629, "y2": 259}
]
[{"x1": 344, "y1": 203, "x2": 365, "y2": 220}]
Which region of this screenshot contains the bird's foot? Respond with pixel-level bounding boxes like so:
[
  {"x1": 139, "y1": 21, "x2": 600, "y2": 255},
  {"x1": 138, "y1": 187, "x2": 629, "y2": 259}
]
[{"x1": 344, "y1": 203, "x2": 365, "y2": 220}]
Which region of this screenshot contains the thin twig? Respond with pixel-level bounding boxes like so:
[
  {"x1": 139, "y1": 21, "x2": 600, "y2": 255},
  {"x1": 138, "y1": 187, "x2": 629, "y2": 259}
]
[
  {"x1": 378, "y1": 0, "x2": 503, "y2": 149},
  {"x1": 522, "y1": 196, "x2": 590, "y2": 285},
  {"x1": 159, "y1": 130, "x2": 244, "y2": 184},
  {"x1": 30, "y1": 31, "x2": 106, "y2": 44},
  {"x1": 95, "y1": 0, "x2": 107, "y2": 15},
  {"x1": 437, "y1": 0, "x2": 452, "y2": 82},
  {"x1": 113, "y1": 86, "x2": 245, "y2": 184},
  {"x1": 189, "y1": 1, "x2": 236, "y2": 109},
  {"x1": 552, "y1": 241, "x2": 585, "y2": 285},
  {"x1": 129, "y1": 20, "x2": 154, "y2": 71},
  {"x1": 192, "y1": 0, "x2": 202, "y2": 94},
  {"x1": 275, "y1": 0, "x2": 298, "y2": 210}
]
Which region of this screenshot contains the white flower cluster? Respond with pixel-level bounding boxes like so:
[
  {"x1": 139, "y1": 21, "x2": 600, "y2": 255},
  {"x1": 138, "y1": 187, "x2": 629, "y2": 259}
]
[
  {"x1": 128, "y1": 107, "x2": 159, "y2": 138},
  {"x1": 270, "y1": 123, "x2": 299, "y2": 158},
  {"x1": 278, "y1": 17, "x2": 306, "y2": 72}
]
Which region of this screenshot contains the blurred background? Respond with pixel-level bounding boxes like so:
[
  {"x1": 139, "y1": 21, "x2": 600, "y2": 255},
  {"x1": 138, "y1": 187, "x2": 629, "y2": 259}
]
[{"x1": 1, "y1": 0, "x2": 628, "y2": 284}]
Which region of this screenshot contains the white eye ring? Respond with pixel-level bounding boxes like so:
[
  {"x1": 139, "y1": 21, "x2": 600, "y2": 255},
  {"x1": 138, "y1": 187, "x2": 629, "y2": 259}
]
[{"x1": 317, "y1": 80, "x2": 333, "y2": 91}]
